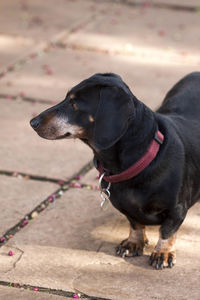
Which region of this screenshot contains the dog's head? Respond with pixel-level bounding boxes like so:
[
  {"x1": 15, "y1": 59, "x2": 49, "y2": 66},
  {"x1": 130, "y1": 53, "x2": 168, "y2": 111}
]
[{"x1": 30, "y1": 73, "x2": 134, "y2": 150}]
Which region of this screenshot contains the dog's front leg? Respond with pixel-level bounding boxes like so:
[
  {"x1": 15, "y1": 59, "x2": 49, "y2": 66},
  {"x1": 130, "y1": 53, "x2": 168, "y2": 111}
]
[
  {"x1": 116, "y1": 223, "x2": 148, "y2": 258},
  {"x1": 150, "y1": 204, "x2": 186, "y2": 269},
  {"x1": 149, "y1": 233, "x2": 176, "y2": 269}
]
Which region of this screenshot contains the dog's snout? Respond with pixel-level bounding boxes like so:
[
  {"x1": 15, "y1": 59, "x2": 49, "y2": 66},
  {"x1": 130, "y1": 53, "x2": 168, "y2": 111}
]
[{"x1": 30, "y1": 117, "x2": 40, "y2": 130}]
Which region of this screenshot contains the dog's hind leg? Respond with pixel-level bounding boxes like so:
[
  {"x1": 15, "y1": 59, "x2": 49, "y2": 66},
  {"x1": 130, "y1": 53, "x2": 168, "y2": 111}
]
[{"x1": 116, "y1": 223, "x2": 148, "y2": 258}]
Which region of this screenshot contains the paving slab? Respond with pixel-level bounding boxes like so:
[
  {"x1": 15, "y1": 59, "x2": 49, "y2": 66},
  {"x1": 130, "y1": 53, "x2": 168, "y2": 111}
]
[
  {"x1": 0, "y1": 187, "x2": 199, "y2": 299},
  {"x1": 0, "y1": 175, "x2": 57, "y2": 237},
  {"x1": 0, "y1": 47, "x2": 197, "y2": 110},
  {"x1": 0, "y1": 244, "x2": 122, "y2": 297},
  {"x1": 4, "y1": 189, "x2": 118, "y2": 251},
  {"x1": 0, "y1": 0, "x2": 94, "y2": 41},
  {"x1": 0, "y1": 98, "x2": 92, "y2": 179},
  {"x1": 62, "y1": 4, "x2": 200, "y2": 59},
  {"x1": 0, "y1": 285, "x2": 70, "y2": 300}
]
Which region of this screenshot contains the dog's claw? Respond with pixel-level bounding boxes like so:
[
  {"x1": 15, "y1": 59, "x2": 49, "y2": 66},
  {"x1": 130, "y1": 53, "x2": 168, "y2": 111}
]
[
  {"x1": 168, "y1": 254, "x2": 174, "y2": 268},
  {"x1": 149, "y1": 251, "x2": 176, "y2": 270},
  {"x1": 122, "y1": 251, "x2": 126, "y2": 258},
  {"x1": 155, "y1": 259, "x2": 159, "y2": 270},
  {"x1": 116, "y1": 248, "x2": 120, "y2": 255},
  {"x1": 149, "y1": 254, "x2": 154, "y2": 266},
  {"x1": 115, "y1": 239, "x2": 144, "y2": 258},
  {"x1": 160, "y1": 253, "x2": 164, "y2": 269}
]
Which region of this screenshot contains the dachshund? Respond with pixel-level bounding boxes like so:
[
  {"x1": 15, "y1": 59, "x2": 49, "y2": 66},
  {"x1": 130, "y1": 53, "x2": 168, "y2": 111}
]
[{"x1": 30, "y1": 72, "x2": 200, "y2": 269}]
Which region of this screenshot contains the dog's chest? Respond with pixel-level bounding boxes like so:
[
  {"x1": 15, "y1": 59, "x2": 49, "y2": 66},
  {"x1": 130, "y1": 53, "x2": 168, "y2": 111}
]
[
  {"x1": 109, "y1": 185, "x2": 164, "y2": 225},
  {"x1": 109, "y1": 186, "x2": 145, "y2": 213}
]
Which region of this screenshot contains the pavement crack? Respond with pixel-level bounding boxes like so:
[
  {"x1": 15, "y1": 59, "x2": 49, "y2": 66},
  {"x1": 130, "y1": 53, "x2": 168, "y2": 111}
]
[
  {"x1": 0, "y1": 159, "x2": 93, "y2": 184},
  {"x1": 12, "y1": 247, "x2": 24, "y2": 270},
  {"x1": 97, "y1": 0, "x2": 200, "y2": 12},
  {"x1": 0, "y1": 169, "x2": 66, "y2": 184},
  {"x1": 3, "y1": 247, "x2": 24, "y2": 274},
  {"x1": 0, "y1": 280, "x2": 112, "y2": 299}
]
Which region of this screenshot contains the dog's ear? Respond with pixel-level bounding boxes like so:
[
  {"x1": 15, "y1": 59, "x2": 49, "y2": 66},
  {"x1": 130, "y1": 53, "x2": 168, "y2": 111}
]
[{"x1": 94, "y1": 86, "x2": 133, "y2": 150}]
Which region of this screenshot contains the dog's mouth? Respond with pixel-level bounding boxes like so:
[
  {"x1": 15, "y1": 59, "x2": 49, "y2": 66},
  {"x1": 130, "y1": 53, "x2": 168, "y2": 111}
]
[
  {"x1": 36, "y1": 131, "x2": 73, "y2": 140},
  {"x1": 32, "y1": 120, "x2": 83, "y2": 140},
  {"x1": 56, "y1": 132, "x2": 72, "y2": 140}
]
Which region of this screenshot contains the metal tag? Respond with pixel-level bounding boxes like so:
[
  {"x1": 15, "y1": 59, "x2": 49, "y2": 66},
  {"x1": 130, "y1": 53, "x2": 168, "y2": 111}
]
[
  {"x1": 99, "y1": 173, "x2": 111, "y2": 210},
  {"x1": 100, "y1": 191, "x2": 109, "y2": 210}
]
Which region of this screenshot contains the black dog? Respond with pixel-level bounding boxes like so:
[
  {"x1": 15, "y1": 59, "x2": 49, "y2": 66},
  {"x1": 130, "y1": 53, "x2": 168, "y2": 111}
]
[{"x1": 30, "y1": 72, "x2": 200, "y2": 269}]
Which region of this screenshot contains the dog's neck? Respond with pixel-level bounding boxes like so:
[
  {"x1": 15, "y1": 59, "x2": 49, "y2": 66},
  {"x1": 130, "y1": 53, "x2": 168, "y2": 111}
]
[{"x1": 91, "y1": 99, "x2": 157, "y2": 175}]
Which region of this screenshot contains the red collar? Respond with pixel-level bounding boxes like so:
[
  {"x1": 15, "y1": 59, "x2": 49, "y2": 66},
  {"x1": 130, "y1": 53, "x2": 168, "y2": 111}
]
[{"x1": 95, "y1": 130, "x2": 164, "y2": 183}]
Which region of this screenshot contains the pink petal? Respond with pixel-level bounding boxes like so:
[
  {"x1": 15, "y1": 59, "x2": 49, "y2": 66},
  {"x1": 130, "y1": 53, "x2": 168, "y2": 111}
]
[
  {"x1": 21, "y1": 219, "x2": 28, "y2": 227},
  {"x1": 74, "y1": 182, "x2": 81, "y2": 188},
  {"x1": 0, "y1": 237, "x2": 6, "y2": 243},
  {"x1": 8, "y1": 250, "x2": 14, "y2": 256}
]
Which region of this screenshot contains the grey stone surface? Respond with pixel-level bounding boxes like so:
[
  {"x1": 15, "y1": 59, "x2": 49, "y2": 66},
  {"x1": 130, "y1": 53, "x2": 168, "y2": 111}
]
[
  {"x1": 0, "y1": 98, "x2": 92, "y2": 179},
  {"x1": 0, "y1": 244, "x2": 122, "y2": 294},
  {"x1": 73, "y1": 256, "x2": 200, "y2": 300},
  {"x1": 4, "y1": 189, "x2": 118, "y2": 251},
  {"x1": 0, "y1": 0, "x2": 97, "y2": 75},
  {"x1": 0, "y1": 175, "x2": 57, "y2": 236},
  {"x1": 0, "y1": 0, "x2": 94, "y2": 41},
  {"x1": 0, "y1": 285, "x2": 71, "y2": 300},
  {"x1": 76, "y1": 203, "x2": 200, "y2": 300},
  {"x1": 63, "y1": 4, "x2": 200, "y2": 58}
]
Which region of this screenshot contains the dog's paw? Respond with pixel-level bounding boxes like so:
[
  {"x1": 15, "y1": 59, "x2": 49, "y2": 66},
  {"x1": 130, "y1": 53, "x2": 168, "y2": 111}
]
[
  {"x1": 149, "y1": 250, "x2": 176, "y2": 269},
  {"x1": 115, "y1": 239, "x2": 146, "y2": 258}
]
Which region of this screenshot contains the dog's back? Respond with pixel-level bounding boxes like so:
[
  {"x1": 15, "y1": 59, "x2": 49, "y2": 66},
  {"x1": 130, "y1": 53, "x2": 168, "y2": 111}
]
[
  {"x1": 157, "y1": 72, "x2": 200, "y2": 206},
  {"x1": 157, "y1": 72, "x2": 200, "y2": 148},
  {"x1": 157, "y1": 72, "x2": 200, "y2": 120}
]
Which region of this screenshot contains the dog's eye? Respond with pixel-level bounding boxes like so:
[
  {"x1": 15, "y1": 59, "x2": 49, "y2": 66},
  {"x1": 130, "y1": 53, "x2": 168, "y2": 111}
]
[{"x1": 71, "y1": 102, "x2": 78, "y2": 111}]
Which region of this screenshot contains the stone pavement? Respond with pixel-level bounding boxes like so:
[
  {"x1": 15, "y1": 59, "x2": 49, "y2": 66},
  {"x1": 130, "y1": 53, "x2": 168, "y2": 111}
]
[{"x1": 0, "y1": 0, "x2": 200, "y2": 299}]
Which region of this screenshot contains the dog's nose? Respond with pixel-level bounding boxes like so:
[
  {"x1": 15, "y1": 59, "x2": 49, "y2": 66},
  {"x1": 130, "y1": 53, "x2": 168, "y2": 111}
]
[{"x1": 30, "y1": 117, "x2": 40, "y2": 130}]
